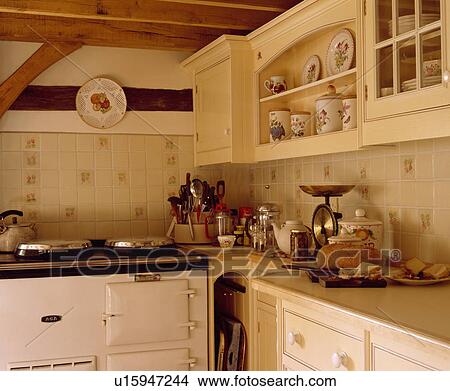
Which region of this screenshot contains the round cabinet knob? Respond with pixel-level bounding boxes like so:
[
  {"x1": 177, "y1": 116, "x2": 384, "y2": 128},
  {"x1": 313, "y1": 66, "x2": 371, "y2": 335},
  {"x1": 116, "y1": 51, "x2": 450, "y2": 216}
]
[
  {"x1": 224, "y1": 128, "x2": 231, "y2": 136},
  {"x1": 331, "y1": 351, "x2": 348, "y2": 368},
  {"x1": 443, "y1": 70, "x2": 450, "y2": 84},
  {"x1": 287, "y1": 331, "x2": 300, "y2": 346}
]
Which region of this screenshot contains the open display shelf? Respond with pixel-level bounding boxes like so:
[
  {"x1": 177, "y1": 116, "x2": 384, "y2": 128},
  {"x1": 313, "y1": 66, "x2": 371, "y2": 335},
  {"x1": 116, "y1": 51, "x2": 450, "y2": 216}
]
[{"x1": 255, "y1": 20, "x2": 359, "y2": 161}]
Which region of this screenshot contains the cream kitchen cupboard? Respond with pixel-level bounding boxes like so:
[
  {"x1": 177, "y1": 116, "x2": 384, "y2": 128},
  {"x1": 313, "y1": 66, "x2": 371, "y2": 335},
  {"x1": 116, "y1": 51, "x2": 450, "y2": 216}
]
[
  {"x1": 251, "y1": 280, "x2": 450, "y2": 371},
  {"x1": 252, "y1": 291, "x2": 278, "y2": 371},
  {"x1": 360, "y1": 0, "x2": 450, "y2": 145},
  {"x1": 251, "y1": 0, "x2": 361, "y2": 161},
  {"x1": 181, "y1": 36, "x2": 254, "y2": 166}
]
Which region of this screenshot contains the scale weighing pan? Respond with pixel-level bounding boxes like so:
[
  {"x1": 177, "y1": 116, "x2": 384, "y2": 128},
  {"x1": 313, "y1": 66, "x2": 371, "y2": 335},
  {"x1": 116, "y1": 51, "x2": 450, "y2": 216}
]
[{"x1": 299, "y1": 185, "x2": 355, "y2": 198}]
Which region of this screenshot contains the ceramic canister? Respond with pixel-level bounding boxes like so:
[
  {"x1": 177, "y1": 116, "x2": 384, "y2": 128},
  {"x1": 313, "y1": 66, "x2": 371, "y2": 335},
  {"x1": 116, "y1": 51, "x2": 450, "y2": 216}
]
[
  {"x1": 315, "y1": 85, "x2": 343, "y2": 134},
  {"x1": 341, "y1": 95, "x2": 357, "y2": 130},
  {"x1": 290, "y1": 111, "x2": 311, "y2": 137},
  {"x1": 338, "y1": 208, "x2": 383, "y2": 249},
  {"x1": 269, "y1": 108, "x2": 290, "y2": 142}
]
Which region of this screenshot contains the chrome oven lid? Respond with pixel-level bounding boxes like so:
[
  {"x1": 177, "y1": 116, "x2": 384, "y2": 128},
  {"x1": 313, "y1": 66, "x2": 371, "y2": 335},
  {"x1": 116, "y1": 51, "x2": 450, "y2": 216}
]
[
  {"x1": 105, "y1": 237, "x2": 174, "y2": 249},
  {"x1": 16, "y1": 239, "x2": 92, "y2": 252}
]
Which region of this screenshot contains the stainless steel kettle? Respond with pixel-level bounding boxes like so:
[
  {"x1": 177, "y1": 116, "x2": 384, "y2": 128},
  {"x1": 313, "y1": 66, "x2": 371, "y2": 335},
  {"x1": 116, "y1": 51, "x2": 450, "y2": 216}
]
[{"x1": 0, "y1": 210, "x2": 37, "y2": 253}]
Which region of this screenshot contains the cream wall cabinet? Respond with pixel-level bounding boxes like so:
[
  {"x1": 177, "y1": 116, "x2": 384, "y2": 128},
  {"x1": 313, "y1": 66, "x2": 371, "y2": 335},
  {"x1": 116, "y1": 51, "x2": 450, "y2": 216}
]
[
  {"x1": 182, "y1": 37, "x2": 254, "y2": 166},
  {"x1": 250, "y1": 0, "x2": 360, "y2": 161},
  {"x1": 360, "y1": 0, "x2": 450, "y2": 145}
]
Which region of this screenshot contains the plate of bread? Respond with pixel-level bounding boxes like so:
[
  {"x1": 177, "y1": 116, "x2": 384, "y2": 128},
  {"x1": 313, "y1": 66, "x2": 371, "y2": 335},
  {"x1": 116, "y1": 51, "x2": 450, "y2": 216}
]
[{"x1": 387, "y1": 258, "x2": 450, "y2": 286}]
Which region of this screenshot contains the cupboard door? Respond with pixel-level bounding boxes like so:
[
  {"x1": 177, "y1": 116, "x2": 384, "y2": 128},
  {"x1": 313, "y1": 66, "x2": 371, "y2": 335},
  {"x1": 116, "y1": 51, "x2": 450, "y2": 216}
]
[
  {"x1": 372, "y1": 346, "x2": 435, "y2": 371},
  {"x1": 105, "y1": 280, "x2": 190, "y2": 346},
  {"x1": 255, "y1": 303, "x2": 277, "y2": 370},
  {"x1": 107, "y1": 349, "x2": 191, "y2": 371},
  {"x1": 282, "y1": 354, "x2": 315, "y2": 371},
  {"x1": 195, "y1": 59, "x2": 232, "y2": 154},
  {"x1": 364, "y1": 0, "x2": 448, "y2": 120}
]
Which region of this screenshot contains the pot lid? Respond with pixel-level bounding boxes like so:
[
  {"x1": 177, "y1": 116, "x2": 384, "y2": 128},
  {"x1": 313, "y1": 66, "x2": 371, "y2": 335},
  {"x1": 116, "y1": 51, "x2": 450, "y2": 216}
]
[
  {"x1": 256, "y1": 203, "x2": 280, "y2": 213},
  {"x1": 316, "y1": 85, "x2": 341, "y2": 101},
  {"x1": 16, "y1": 240, "x2": 92, "y2": 251},
  {"x1": 105, "y1": 237, "x2": 174, "y2": 248},
  {"x1": 339, "y1": 209, "x2": 382, "y2": 226}
]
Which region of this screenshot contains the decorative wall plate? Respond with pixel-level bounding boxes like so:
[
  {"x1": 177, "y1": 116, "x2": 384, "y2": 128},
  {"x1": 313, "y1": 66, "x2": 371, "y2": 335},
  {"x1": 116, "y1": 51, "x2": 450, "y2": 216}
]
[
  {"x1": 302, "y1": 55, "x2": 321, "y2": 85},
  {"x1": 76, "y1": 78, "x2": 127, "y2": 129},
  {"x1": 326, "y1": 29, "x2": 355, "y2": 76}
]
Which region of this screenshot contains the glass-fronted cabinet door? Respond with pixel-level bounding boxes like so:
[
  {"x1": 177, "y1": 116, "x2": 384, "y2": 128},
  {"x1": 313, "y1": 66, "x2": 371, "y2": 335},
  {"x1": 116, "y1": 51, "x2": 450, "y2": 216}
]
[{"x1": 364, "y1": 0, "x2": 449, "y2": 120}]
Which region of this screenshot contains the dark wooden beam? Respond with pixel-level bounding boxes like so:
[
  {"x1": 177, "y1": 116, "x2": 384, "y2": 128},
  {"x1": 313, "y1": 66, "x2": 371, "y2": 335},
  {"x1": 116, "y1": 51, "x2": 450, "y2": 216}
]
[
  {"x1": 0, "y1": 42, "x2": 82, "y2": 118},
  {"x1": 0, "y1": 12, "x2": 248, "y2": 51},
  {"x1": 0, "y1": 0, "x2": 281, "y2": 30},
  {"x1": 10, "y1": 85, "x2": 193, "y2": 112}
]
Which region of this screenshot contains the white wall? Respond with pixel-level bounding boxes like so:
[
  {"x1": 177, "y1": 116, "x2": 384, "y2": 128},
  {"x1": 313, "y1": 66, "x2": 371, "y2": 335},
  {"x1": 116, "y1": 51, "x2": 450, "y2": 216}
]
[{"x1": 0, "y1": 42, "x2": 194, "y2": 135}]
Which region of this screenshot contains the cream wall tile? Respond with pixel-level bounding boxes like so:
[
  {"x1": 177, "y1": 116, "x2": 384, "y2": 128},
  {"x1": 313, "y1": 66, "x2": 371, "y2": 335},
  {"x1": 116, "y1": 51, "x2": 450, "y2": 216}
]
[
  {"x1": 112, "y1": 135, "x2": 129, "y2": 152},
  {"x1": 40, "y1": 134, "x2": 58, "y2": 151},
  {"x1": 59, "y1": 152, "x2": 76, "y2": 169},
  {"x1": 36, "y1": 222, "x2": 60, "y2": 239},
  {"x1": 78, "y1": 204, "x2": 95, "y2": 221},
  {"x1": 41, "y1": 188, "x2": 60, "y2": 205},
  {"x1": 95, "y1": 135, "x2": 111, "y2": 151},
  {"x1": 78, "y1": 187, "x2": 95, "y2": 203},
  {"x1": 416, "y1": 153, "x2": 433, "y2": 179},
  {"x1": 22, "y1": 134, "x2": 40, "y2": 150},
  {"x1": 41, "y1": 205, "x2": 60, "y2": 222},
  {"x1": 113, "y1": 204, "x2": 131, "y2": 221},
  {"x1": 60, "y1": 188, "x2": 77, "y2": 204},
  {"x1": 433, "y1": 152, "x2": 450, "y2": 179},
  {"x1": 2, "y1": 152, "x2": 22, "y2": 169},
  {"x1": 79, "y1": 222, "x2": 96, "y2": 238},
  {"x1": 112, "y1": 152, "x2": 129, "y2": 168},
  {"x1": 434, "y1": 137, "x2": 450, "y2": 151},
  {"x1": 96, "y1": 222, "x2": 113, "y2": 238},
  {"x1": 2, "y1": 170, "x2": 22, "y2": 188},
  {"x1": 131, "y1": 221, "x2": 148, "y2": 237},
  {"x1": 77, "y1": 134, "x2": 94, "y2": 151},
  {"x1": 60, "y1": 170, "x2": 77, "y2": 188},
  {"x1": 113, "y1": 188, "x2": 130, "y2": 203},
  {"x1": 95, "y1": 187, "x2": 113, "y2": 204},
  {"x1": 95, "y1": 170, "x2": 113, "y2": 187},
  {"x1": 434, "y1": 181, "x2": 450, "y2": 208},
  {"x1": 130, "y1": 151, "x2": 146, "y2": 169},
  {"x1": 2, "y1": 133, "x2": 21, "y2": 151},
  {"x1": 95, "y1": 151, "x2": 112, "y2": 169},
  {"x1": 41, "y1": 152, "x2": 58, "y2": 169},
  {"x1": 60, "y1": 222, "x2": 79, "y2": 239},
  {"x1": 41, "y1": 170, "x2": 59, "y2": 188},
  {"x1": 77, "y1": 152, "x2": 94, "y2": 169},
  {"x1": 113, "y1": 221, "x2": 131, "y2": 237},
  {"x1": 129, "y1": 135, "x2": 146, "y2": 152},
  {"x1": 58, "y1": 134, "x2": 76, "y2": 151},
  {"x1": 385, "y1": 156, "x2": 400, "y2": 180}
]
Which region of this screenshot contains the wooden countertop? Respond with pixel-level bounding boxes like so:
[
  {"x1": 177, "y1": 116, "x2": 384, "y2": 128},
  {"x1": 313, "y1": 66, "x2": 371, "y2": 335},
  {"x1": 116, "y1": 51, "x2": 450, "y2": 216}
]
[{"x1": 253, "y1": 270, "x2": 450, "y2": 347}]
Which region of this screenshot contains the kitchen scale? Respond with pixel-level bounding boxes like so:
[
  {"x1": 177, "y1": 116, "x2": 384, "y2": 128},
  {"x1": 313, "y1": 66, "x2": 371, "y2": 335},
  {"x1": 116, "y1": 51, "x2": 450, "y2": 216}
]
[{"x1": 299, "y1": 185, "x2": 355, "y2": 248}]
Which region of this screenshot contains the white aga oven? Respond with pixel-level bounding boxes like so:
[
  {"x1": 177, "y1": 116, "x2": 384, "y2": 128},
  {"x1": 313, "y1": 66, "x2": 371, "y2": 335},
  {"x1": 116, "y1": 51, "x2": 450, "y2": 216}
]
[{"x1": 0, "y1": 239, "x2": 208, "y2": 371}]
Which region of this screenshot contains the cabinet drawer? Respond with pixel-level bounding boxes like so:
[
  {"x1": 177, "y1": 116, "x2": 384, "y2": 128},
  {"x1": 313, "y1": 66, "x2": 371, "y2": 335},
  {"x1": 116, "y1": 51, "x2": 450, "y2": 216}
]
[
  {"x1": 283, "y1": 310, "x2": 364, "y2": 370},
  {"x1": 372, "y1": 346, "x2": 434, "y2": 371},
  {"x1": 257, "y1": 291, "x2": 277, "y2": 307}
]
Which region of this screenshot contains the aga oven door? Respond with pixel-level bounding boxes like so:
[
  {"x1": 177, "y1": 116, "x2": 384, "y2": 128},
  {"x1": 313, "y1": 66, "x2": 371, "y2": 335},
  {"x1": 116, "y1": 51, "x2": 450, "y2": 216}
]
[{"x1": 104, "y1": 278, "x2": 193, "y2": 346}]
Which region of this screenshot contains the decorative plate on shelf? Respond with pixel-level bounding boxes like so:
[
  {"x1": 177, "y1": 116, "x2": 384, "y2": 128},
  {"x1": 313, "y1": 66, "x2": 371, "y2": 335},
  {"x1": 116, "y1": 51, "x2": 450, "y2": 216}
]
[
  {"x1": 302, "y1": 55, "x2": 321, "y2": 85},
  {"x1": 326, "y1": 29, "x2": 355, "y2": 76},
  {"x1": 76, "y1": 78, "x2": 127, "y2": 129}
]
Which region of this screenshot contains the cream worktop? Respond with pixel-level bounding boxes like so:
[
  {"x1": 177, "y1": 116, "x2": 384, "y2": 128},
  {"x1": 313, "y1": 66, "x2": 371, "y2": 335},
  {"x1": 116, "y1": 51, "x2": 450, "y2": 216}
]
[{"x1": 253, "y1": 270, "x2": 450, "y2": 348}]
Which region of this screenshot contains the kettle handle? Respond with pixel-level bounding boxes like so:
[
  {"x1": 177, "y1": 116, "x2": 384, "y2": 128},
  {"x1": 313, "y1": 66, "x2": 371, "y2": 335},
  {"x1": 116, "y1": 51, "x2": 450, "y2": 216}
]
[{"x1": 0, "y1": 210, "x2": 23, "y2": 220}]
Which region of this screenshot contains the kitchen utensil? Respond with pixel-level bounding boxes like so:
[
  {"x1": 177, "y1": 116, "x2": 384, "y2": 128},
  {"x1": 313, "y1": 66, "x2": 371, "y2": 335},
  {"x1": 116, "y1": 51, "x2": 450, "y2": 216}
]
[
  {"x1": 76, "y1": 78, "x2": 127, "y2": 129},
  {"x1": 341, "y1": 94, "x2": 357, "y2": 130},
  {"x1": 326, "y1": 28, "x2": 355, "y2": 75},
  {"x1": 302, "y1": 55, "x2": 321, "y2": 85},
  {"x1": 269, "y1": 108, "x2": 290, "y2": 142},
  {"x1": 264, "y1": 76, "x2": 287, "y2": 95},
  {"x1": 190, "y1": 178, "x2": 204, "y2": 223},
  {"x1": 167, "y1": 196, "x2": 181, "y2": 223},
  {"x1": 423, "y1": 59, "x2": 441, "y2": 77},
  {"x1": 214, "y1": 210, "x2": 233, "y2": 236},
  {"x1": 216, "y1": 180, "x2": 225, "y2": 207},
  {"x1": 105, "y1": 237, "x2": 174, "y2": 248},
  {"x1": 0, "y1": 210, "x2": 37, "y2": 253},
  {"x1": 319, "y1": 276, "x2": 387, "y2": 288},
  {"x1": 299, "y1": 184, "x2": 355, "y2": 248},
  {"x1": 385, "y1": 276, "x2": 450, "y2": 286},
  {"x1": 315, "y1": 85, "x2": 343, "y2": 134},
  {"x1": 250, "y1": 203, "x2": 281, "y2": 251},
  {"x1": 339, "y1": 208, "x2": 383, "y2": 249},
  {"x1": 187, "y1": 213, "x2": 195, "y2": 240},
  {"x1": 290, "y1": 229, "x2": 313, "y2": 260},
  {"x1": 290, "y1": 111, "x2": 311, "y2": 137}
]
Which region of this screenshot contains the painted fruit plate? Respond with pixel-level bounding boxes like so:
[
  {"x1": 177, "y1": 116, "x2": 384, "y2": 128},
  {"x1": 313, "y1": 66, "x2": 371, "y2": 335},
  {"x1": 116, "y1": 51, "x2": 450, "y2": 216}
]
[
  {"x1": 302, "y1": 55, "x2": 321, "y2": 85},
  {"x1": 76, "y1": 78, "x2": 127, "y2": 129},
  {"x1": 326, "y1": 28, "x2": 355, "y2": 76},
  {"x1": 385, "y1": 276, "x2": 450, "y2": 286}
]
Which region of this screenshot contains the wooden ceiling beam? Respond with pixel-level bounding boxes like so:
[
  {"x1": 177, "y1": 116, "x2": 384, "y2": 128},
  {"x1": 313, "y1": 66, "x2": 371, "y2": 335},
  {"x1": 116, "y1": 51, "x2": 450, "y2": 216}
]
[
  {"x1": 0, "y1": 12, "x2": 247, "y2": 51},
  {"x1": 159, "y1": 0, "x2": 300, "y2": 12},
  {"x1": 0, "y1": 41, "x2": 82, "y2": 118},
  {"x1": 0, "y1": 0, "x2": 283, "y2": 30}
]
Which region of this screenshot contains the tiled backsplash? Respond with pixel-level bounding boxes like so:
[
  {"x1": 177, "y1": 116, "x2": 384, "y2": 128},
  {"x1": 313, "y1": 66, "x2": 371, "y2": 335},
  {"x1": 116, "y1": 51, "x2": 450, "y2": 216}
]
[
  {"x1": 0, "y1": 132, "x2": 222, "y2": 239},
  {"x1": 249, "y1": 137, "x2": 450, "y2": 263}
]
